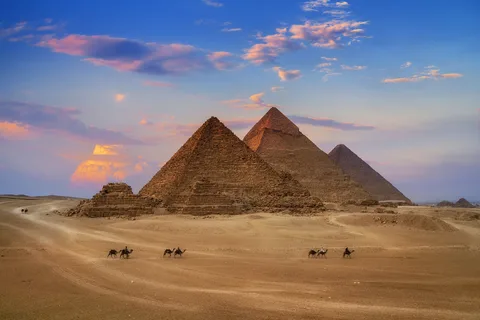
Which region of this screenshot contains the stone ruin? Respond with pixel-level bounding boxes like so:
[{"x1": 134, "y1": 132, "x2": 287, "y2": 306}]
[{"x1": 66, "y1": 182, "x2": 161, "y2": 218}]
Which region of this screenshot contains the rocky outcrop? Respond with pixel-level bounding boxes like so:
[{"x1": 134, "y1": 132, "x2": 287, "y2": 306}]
[
  {"x1": 139, "y1": 117, "x2": 324, "y2": 215},
  {"x1": 66, "y1": 183, "x2": 161, "y2": 217}
]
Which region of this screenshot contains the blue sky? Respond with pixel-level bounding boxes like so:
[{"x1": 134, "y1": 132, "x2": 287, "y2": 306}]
[{"x1": 0, "y1": 0, "x2": 479, "y2": 202}]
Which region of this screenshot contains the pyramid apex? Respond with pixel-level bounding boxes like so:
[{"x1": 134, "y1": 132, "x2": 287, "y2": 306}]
[{"x1": 244, "y1": 107, "x2": 300, "y2": 143}]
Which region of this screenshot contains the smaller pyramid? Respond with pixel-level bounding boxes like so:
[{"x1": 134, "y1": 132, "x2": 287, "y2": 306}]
[
  {"x1": 139, "y1": 116, "x2": 324, "y2": 214},
  {"x1": 328, "y1": 144, "x2": 411, "y2": 203},
  {"x1": 454, "y1": 198, "x2": 475, "y2": 208},
  {"x1": 243, "y1": 107, "x2": 372, "y2": 203}
]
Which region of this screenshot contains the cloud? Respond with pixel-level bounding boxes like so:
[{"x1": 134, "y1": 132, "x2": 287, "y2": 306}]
[
  {"x1": 0, "y1": 121, "x2": 31, "y2": 140},
  {"x1": 223, "y1": 92, "x2": 279, "y2": 110},
  {"x1": 340, "y1": 65, "x2": 366, "y2": 71},
  {"x1": 139, "y1": 119, "x2": 154, "y2": 126},
  {"x1": 314, "y1": 62, "x2": 331, "y2": 70},
  {"x1": 301, "y1": 0, "x2": 350, "y2": 12},
  {"x1": 143, "y1": 80, "x2": 175, "y2": 88},
  {"x1": 8, "y1": 34, "x2": 35, "y2": 43},
  {"x1": 115, "y1": 93, "x2": 125, "y2": 102},
  {"x1": 202, "y1": 0, "x2": 223, "y2": 7},
  {"x1": 272, "y1": 67, "x2": 302, "y2": 81},
  {"x1": 0, "y1": 100, "x2": 142, "y2": 145},
  {"x1": 271, "y1": 86, "x2": 284, "y2": 92},
  {"x1": 242, "y1": 28, "x2": 304, "y2": 64},
  {"x1": 207, "y1": 51, "x2": 239, "y2": 70},
  {"x1": 383, "y1": 67, "x2": 463, "y2": 83},
  {"x1": 289, "y1": 115, "x2": 375, "y2": 130},
  {"x1": 401, "y1": 61, "x2": 412, "y2": 69},
  {"x1": 221, "y1": 28, "x2": 242, "y2": 32},
  {"x1": 290, "y1": 20, "x2": 369, "y2": 48},
  {"x1": 70, "y1": 144, "x2": 148, "y2": 186},
  {"x1": 36, "y1": 34, "x2": 239, "y2": 76},
  {"x1": 0, "y1": 21, "x2": 27, "y2": 38},
  {"x1": 321, "y1": 56, "x2": 337, "y2": 61}
]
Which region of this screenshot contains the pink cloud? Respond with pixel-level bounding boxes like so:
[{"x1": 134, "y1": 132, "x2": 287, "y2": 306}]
[
  {"x1": 290, "y1": 20, "x2": 368, "y2": 48},
  {"x1": 36, "y1": 34, "x2": 238, "y2": 76},
  {"x1": 242, "y1": 28, "x2": 304, "y2": 64},
  {"x1": 383, "y1": 67, "x2": 463, "y2": 84},
  {"x1": 272, "y1": 67, "x2": 302, "y2": 81},
  {"x1": 143, "y1": 80, "x2": 175, "y2": 88}
]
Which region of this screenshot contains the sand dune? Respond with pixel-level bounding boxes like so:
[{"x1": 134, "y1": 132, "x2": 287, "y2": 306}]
[{"x1": 1, "y1": 199, "x2": 480, "y2": 319}]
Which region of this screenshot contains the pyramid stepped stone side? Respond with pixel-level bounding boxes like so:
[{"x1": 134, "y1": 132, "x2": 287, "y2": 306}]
[
  {"x1": 328, "y1": 144, "x2": 411, "y2": 203},
  {"x1": 139, "y1": 117, "x2": 324, "y2": 215},
  {"x1": 66, "y1": 183, "x2": 161, "y2": 217},
  {"x1": 243, "y1": 107, "x2": 372, "y2": 203}
]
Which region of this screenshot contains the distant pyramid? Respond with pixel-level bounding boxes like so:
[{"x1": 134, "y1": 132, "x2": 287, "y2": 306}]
[
  {"x1": 454, "y1": 198, "x2": 475, "y2": 208},
  {"x1": 243, "y1": 107, "x2": 372, "y2": 203},
  {"x1": 328, "y1": 144, "x2": 411, "y2": 203},
  {"x1": 139, "y1": 116, "x2": 323, "y2": 214}
]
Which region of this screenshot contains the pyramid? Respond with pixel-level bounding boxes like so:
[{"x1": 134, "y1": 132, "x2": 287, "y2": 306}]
[
  {"x1": 139, "y1": 117, "x2": 324, "y2": 214},
  {"x1": 328, "y1": 144, "x2": 411, "y2": 203},
  {"x1": 454, "y1": 198, "x2": 475, "y2": 208},
  {"x1": 243, "y1": 107, "x2": 372, "y2": 203}
]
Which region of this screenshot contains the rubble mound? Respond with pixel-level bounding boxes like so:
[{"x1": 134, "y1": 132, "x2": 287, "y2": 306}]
[
  {"x1": 243, "y1": 107, "x2": 373, "y2": 203},
  {"x1": 437, "y1": 201, "x2": 455, "y2": 207},
  {"x1": 139, "y1": 117, "x2": 324, "y2": 215},
  {"x1": 66, "y1": 183, "x2": 161, "y2": 218},
  {"x1": 329, "y1": 144, "x2": 411, "y2": 203}
]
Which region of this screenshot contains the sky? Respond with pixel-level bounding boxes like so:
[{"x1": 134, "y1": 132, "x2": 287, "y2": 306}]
[{"x1": 0, "y1": 0, "x2": 479, "y2": 203}]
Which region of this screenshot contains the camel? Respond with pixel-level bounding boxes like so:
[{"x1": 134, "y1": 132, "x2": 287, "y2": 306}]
[
  {"x1": 308, "y1": 249, "x2": 318, "y2": 258},
  {"x1": 119, "y1": 247, "x2": 133, "y2": 259},
  {"x1": 317, "y1": 249, "x2": 328, "y2": 258},
  {"x1": 174, "y1": 247, "x2": 186, "y2": 258},
  {"x1": 343, "y1": 247, "x2": 355, "y2": 258},
  {"x1": 163, "y1": 248, "x2": 176, "y2": 257},
  {"x1": 107, "y1": 249, "x2": 119, "y2": 258}
]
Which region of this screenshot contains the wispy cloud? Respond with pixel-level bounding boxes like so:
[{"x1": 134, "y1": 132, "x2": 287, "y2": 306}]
[
  {"x1": 401, "y1": 61, "x2": 412, "y2": 69},
  {"x1": 143, "y1": 80, "x2": 175, "y2": 88},
  {"x1": 37, "y1": 34, "x2": 239, "y2": 76},
  {"x1": 301, "y1": 0, "x2": 350, "y2": 12},
  {"x1": 341, "y1": 64, "x2": 366, "y2": 71},
  {"x1": 223, "y1": 92, "x2": 279, "y2": 110},
  {"x1": 221, "y1": 27, "x2": 242, "y2": 32},
  {"x1": 383, "y1": 67, "x2": 463, "y2": 83},
  {"x1": 139, "y1": 119, "x2": 154, "y2": 126},
  {"x1": 273, "y1": 66, "x2": 302, "y2": 81},
  {"x1": 321, "y1": 56, "x2": 337, "y2": 61},
  {"x1": 0, "y1": 21, "x2": 27, "y2": 38},
  {"x1": 202, "y1": 0, "x2": 223, "y2": 7},
  {"x1": 271, "y1": 86, "x2": 284, "y2": 92},
  {"x1": 0, "y1": 100, "x2": 142, "y2": 145},
  {"x1": 289, "y1": 115, "x2": 375, "y2": 130},
  {"x1": 314, "y1": 62, "x2": 331, "y2": 70},
  {"x1": 115, "y1": 93, "x2": 125, "y2": 102}
]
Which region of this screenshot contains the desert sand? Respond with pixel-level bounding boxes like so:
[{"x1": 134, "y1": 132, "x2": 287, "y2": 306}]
[{"x1": 1, "y1": 197, "x2": 480, "y2": 320}]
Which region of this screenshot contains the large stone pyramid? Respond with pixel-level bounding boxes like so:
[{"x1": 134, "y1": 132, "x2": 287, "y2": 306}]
[
  {"x1": 328, "y1": 144, "x2": 411, "y2": 203},
  {"x1": 139, "y1": 116, "x2": 324, "y2": 214},
  {"x1": 243, "y1": 107, "x2": 372, "y2": 203}
]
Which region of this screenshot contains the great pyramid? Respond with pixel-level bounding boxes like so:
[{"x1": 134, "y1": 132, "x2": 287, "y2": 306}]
[
  {"x1": 243, "y1": 107, "x2": 372, "y2": 203},
  {"x1": 328, "y1": 144, "x2": 411, "y2": 203},
  {"x1": 139, "y1": 116, "x2": 324, "y2": 214},
  {"x1": 454, "y1": 198, "x2": 475, "y2": 208}
]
